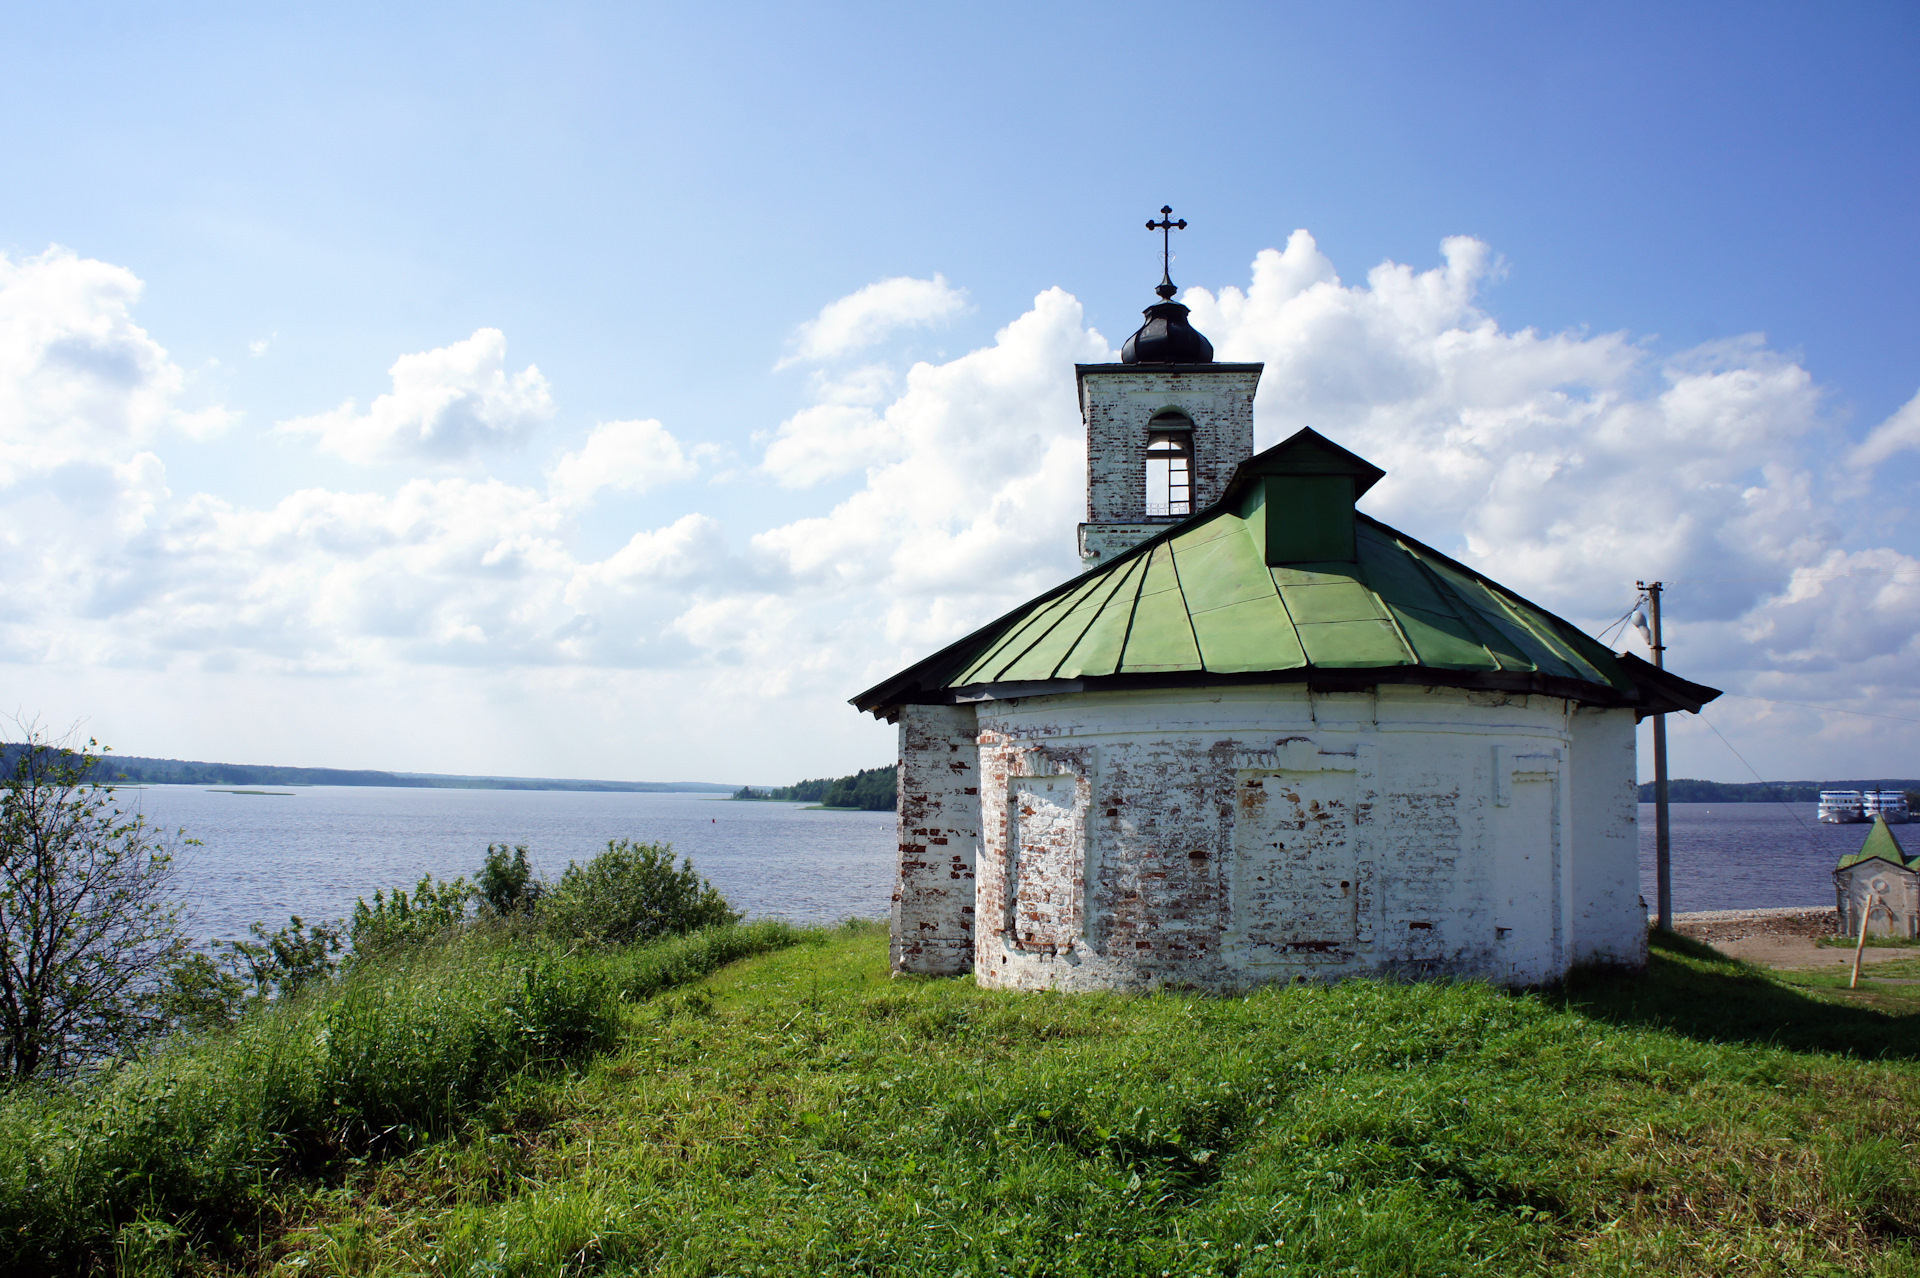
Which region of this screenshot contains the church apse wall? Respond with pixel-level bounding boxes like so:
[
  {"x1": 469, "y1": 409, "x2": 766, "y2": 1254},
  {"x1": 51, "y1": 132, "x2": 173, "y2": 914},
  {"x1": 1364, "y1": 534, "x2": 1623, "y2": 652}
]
[
  {"x1": 890, "y1": 703, "x2": 980, "y2": 975},
  {"x1": 964, "y1": 685, "x2": 1620, "y2": 992}
]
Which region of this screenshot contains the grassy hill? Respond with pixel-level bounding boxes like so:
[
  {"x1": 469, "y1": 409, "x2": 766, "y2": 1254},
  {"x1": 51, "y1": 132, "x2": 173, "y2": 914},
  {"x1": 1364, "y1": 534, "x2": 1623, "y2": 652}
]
[{"x1": 30, "y1": 925, "x2": 1913, "y2": 1276}]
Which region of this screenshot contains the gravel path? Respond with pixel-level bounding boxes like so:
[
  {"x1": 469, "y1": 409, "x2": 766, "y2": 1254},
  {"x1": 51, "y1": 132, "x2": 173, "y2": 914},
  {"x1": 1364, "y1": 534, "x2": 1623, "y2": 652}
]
[{"x1": 1656, "y1": 905, "x2": 1916, "y2": 969}]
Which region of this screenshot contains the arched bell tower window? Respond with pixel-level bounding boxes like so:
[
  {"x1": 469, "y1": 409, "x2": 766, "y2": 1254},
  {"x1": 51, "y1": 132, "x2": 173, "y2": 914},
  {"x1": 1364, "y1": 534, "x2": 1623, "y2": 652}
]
[{"x1": 1145, "y1": 411, "x2": 1194, "y2": 516}]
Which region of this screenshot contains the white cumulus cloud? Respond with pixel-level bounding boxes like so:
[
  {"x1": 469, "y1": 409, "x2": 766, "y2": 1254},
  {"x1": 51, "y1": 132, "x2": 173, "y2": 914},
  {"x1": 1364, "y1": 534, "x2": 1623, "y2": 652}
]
[
  {"x1": 1849, "y1": 388, "x2": 1920, "y2": 468},
  {"x1": 1184, "y1": 233, "x2": 1832, "y2": 623},
  {"x1": 778, "y1": 274, "x2": 968, "y2": 368},
  {"x1": 279, "y1": 328, "x2": 555, "y2": 464},
  {"x1": 755, "y1": 287, "x2": 1108, "y2": 618},
  {"x1": 547, "y1": 418, "x2": 702, "y2": 506},
  {"x1": 0, "y1": 246, "x2": 230, "y2": 469},
  {"x1": 10, "y1": 238, "x2": 1920, "y2": 783}
]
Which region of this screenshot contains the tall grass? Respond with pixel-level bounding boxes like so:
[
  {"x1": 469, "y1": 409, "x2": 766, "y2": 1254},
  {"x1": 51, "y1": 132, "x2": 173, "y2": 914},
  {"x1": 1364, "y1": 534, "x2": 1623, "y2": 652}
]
[
  {"x1": 0, "y1": 919, "x2": 810, "y2": 1275},
  {"x1": 280, "y1": 926, "x2": 1920, "y2": 1278}
]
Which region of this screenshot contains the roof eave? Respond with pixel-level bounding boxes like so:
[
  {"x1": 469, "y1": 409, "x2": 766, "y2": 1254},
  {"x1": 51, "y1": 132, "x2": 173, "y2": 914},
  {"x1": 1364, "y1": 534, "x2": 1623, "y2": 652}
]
[
  {"x1": 871, "y1": 664, "x2": 1665, "y2": 717},
  {"x1": 1836, "y1": 854, "x2": 1915, "y2": 874}
]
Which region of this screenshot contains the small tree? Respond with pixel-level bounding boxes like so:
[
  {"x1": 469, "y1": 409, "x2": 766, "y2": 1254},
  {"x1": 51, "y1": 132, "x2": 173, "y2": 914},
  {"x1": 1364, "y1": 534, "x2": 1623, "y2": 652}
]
[
  {"x1": 0, "y1": 731, "x2": 190, "y2": 1079},
  {"x1": 476, "y1": 842, "x2": 539, "y2": 916},
  {"x1": 541, "y1": 839, "x2": 738, "y2": 946}
]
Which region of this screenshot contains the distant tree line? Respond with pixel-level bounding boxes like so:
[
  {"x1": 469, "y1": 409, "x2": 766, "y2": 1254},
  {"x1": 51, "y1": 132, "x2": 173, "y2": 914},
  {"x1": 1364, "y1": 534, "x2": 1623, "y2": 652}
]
[
  {"x1": 0, "y1": 744, "x2": 731, "y2": 793},
  {"x1": 734, "y1": 765, "x2": 897, "y2": 811},
  {"x1": 1639, "y1": 778, "x2": 1920, "y2": 803}
]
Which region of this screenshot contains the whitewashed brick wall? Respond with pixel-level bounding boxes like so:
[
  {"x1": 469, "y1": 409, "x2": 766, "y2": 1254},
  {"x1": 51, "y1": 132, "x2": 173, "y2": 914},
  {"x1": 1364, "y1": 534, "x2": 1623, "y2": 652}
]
[
  {"x1": 1076, "y1": 364, "x2": 1260, "y2": 565},
  {"x1": 890, "y1": 703, "x2": 981, "y2": 974},
  {"x1": 891, "y1": 684, "x2": 1640, "y2": 991}
]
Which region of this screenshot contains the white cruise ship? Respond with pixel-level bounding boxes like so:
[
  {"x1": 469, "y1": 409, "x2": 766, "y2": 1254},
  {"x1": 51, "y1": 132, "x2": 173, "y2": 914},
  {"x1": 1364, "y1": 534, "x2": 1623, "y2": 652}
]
[
  {"x1": 1819, "y1": 791, "x2": 1867, "y2": 823},
  {"x1": 1821, "y1": 789, "x2": 1911, "y2": 824},
  {"x1": 1865, "y1": 790, "x2": 1911, "y2": 824}
]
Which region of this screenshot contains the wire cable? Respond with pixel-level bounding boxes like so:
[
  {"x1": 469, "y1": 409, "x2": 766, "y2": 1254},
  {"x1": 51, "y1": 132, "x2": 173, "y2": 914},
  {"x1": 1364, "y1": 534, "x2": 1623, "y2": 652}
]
[
  {"x1": 1694, "y1": 713, "x2": 1820, "y2": 847},
  {"x1": 1592, "y1": 597, "x2": 1644, "y2": 647}
]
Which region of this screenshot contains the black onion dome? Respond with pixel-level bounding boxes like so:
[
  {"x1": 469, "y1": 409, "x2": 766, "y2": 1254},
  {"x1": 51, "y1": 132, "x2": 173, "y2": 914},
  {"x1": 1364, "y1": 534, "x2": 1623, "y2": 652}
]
[
  {"x1": 1121, "y1": 267, "x2": 1214, "y2": 364},
  {"x1": 1121, "y1": 299, "x2": 1215, "y2": 364}
]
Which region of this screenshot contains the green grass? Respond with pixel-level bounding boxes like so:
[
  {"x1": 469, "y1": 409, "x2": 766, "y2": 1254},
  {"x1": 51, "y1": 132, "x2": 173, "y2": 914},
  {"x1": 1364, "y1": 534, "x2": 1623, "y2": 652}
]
[
  {"x1": 10, "y1": 923, "x2": 1918, "y2": 1276},
  {"x1": 156, "y1": 926, "x2": 1915, "y2": 1278},
  {"x1": 1820, "y1": 934, "x2": 1920, "y2": 951},
  {"x1": 0, "y1": 919, "x2": 813, "y2": 1276}
]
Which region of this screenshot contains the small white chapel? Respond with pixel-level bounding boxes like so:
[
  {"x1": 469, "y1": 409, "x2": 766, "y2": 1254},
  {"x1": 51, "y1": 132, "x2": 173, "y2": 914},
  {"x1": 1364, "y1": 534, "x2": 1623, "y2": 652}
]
[{"x1": 852, "y1": 214, "x2": 1719, "y2": 992}]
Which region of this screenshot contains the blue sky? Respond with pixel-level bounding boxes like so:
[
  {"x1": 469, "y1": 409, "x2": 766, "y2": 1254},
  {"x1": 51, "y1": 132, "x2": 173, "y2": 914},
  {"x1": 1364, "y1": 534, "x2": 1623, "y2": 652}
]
[{"x1": 4, "y1": 2, "x2": 1918, "y2": 783}]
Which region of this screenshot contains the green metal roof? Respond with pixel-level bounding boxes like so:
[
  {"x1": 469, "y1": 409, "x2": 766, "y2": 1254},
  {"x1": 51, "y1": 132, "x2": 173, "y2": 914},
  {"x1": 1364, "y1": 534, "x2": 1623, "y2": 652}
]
[
  {"x1": 1836, "y1": 817, "x2": 1913, "y2": 872},
  {"x1": 853, "y1": 429, "x2": 1721, "y2": 718}
]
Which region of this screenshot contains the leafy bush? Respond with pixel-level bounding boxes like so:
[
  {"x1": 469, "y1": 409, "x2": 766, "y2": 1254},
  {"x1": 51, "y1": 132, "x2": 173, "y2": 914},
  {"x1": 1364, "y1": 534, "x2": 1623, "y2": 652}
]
[
  {"x1": 477, "y1": 842, "x2": 540, "y2": 916},
  {"x1": 225, "y1": 914, "x2": 344, "y2": 999},
  {"x1": 540, "y1": 839, "x2": 739, "y2": 946},
  {"x1": 348, "y1": 872, "x2": 474, "y2": 956},
  {"x1": 155, "y1": 951, "x2": 248, "y2": 1035},
  {"x1": 0, "y1": 933, "x2": 623, "y2": 1274},
  {"x1": 0, "y1": 831, "x2": 771, "y2": 1271}
]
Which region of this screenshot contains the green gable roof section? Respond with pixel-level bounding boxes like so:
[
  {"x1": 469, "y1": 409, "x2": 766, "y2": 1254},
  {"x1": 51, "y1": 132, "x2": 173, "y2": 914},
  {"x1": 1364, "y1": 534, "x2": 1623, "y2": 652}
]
[
  {"x1": 1836, "y1": 817, "x2": 1914, "y2": 872},
  {"x1": 853, "y1": 428, "x2": 1722, "y2": 720}
]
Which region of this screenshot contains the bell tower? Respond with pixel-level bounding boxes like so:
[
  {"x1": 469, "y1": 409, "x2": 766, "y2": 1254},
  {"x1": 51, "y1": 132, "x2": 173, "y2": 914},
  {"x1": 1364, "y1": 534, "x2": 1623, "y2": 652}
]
[{"x1": 1076, "y1": 207, "x2": 1263, "y2": 566}]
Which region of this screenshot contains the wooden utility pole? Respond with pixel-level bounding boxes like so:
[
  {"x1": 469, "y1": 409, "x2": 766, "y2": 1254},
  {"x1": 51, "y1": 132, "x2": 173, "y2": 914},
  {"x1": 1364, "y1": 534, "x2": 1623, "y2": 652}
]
[{"x1": 1637, "y1": 580, "x2": 1672, "y2": 931}]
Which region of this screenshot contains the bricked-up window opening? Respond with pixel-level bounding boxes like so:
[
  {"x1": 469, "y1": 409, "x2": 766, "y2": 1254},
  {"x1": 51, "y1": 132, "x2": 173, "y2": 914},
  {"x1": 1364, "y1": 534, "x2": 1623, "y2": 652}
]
[{"x1": 1145, "y1": 428, "x2": 1193, "y2": 516}]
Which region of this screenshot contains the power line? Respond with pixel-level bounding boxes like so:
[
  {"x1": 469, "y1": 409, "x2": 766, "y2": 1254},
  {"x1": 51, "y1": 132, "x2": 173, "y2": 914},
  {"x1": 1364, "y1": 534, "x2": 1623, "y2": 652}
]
[
  {"x1": 1591, "y1": 598, "x2": 1642, "y2": 646},
  {"x1": 1696, "y1": 713, "x2": 1820, "y2": 847}
]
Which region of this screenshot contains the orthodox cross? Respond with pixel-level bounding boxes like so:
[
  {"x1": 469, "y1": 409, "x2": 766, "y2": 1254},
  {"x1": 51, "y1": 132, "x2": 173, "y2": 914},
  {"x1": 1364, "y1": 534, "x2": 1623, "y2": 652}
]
[{"x1": 1146, "y1": 205, "x2": 1187, "y2": 299}]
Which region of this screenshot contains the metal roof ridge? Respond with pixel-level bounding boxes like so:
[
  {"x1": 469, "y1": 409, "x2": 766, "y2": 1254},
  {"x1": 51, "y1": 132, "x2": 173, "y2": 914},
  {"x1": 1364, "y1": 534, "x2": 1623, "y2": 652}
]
[
  {"x1": 1162, "y1": 538, "x2": 1207, "y2": 673},
  {"x1": 1043, "y1": 554, "x2": 1153, "y2": 680}
]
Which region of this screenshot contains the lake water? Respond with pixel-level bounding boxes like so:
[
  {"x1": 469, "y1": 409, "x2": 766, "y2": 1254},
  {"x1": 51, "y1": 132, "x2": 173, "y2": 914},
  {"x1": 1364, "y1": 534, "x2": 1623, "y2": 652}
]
[
  {"x1": 125, "y1": 786, "x2": 897, "y2": 943},
  {"x1": 123, "y1": 787, "x2": 1856, "y2": 942},
  {"x1": 1638, "y1": 801, "x2": 1857, "y2": 915}
]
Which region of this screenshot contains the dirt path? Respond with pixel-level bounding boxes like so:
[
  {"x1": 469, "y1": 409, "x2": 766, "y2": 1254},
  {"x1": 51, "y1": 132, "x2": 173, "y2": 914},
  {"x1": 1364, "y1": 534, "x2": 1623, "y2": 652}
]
[{"x1": 1669, "y1": 906, "x2": 1914, "y2": 970}]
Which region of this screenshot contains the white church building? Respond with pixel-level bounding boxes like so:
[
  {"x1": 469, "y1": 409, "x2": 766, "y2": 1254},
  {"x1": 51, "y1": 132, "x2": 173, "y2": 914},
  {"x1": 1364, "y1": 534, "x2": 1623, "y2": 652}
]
[{"x1": 852, "y1": 244, "x2": 1719, "y2": 992}]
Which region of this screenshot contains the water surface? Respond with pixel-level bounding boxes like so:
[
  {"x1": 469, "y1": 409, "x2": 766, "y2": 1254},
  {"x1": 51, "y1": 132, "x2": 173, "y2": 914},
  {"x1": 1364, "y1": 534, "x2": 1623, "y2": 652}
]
[
  {"x1": 1638, "y1": 802, "x2": 1860, "y2": 914},
  {"x1": 127, "y1": 785, "x2": 895, "y2": 942},
  {"x1": 127, "y1": 786, "x2": 1858, "y2": 941}
]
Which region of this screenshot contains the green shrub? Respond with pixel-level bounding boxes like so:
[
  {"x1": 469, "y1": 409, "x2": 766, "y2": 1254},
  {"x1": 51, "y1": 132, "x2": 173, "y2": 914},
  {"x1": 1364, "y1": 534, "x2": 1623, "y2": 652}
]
[
  {"x1": 225, "y1": 914, "x2": 344, "y2": 999},
  {"x1": 348, "y1": 872, "x2": 474, "y2": 957},
  {"x1": 539, "y1": 839, "x2": 739, "y2": 946},
  {"x1": 312, "y1": 942, "x2": 618, "y2": 1146},
  {"x1": 155, "y1": 950, "x2": 248, "y2": 1035},
  {"x1": 0, "y1": 731, "x2": 193, "y2": 1079},
  {"x1": 477, "y1": 842, "x2": 540, "y2": 916}
]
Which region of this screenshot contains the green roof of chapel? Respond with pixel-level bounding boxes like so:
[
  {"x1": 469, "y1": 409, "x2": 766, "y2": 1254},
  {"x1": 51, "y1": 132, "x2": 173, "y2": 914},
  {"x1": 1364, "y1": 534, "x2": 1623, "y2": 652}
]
[
  {"x1": 852, "y1": 429, "x2": 1721, "y2": 719},
  {"x1": 1836, "y1": 817, "x2": 1913, "y2": 872}
]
